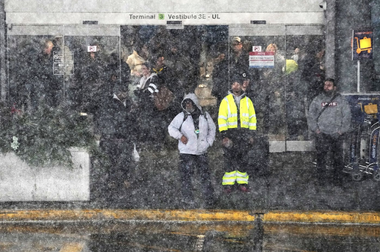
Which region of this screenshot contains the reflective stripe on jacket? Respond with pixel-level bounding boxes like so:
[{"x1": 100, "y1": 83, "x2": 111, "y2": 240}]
[
  {"x1": 222, "y1": 170, "x2": 249, "y2": 185},
  {"x1": 218, "y1": 94, "x2": 257, "y2": 132}
]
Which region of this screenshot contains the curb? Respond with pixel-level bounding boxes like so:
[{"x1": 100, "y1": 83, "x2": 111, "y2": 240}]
[{"x1": 0, "y1": 209, "x2": 380, "y2": 225}]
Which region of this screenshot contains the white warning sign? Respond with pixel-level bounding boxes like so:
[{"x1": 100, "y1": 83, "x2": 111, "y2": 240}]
[{"x1": 249, "y1": 52, "x2": 275, "y2": 68}]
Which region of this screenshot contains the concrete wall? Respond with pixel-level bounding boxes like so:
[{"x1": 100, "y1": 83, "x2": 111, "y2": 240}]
[
  {"x1": 4, "y1": 0, "x2": 324, "y2": 26},
  {"x1": 5, "y1": 0, "x2": 323, "y2": 13},
  {"x1": 0, "y1": 149, "x2": 90, "y2": 201},
  {"x1": 0, "y1": 1, "x2": 5, "y2": 101}
]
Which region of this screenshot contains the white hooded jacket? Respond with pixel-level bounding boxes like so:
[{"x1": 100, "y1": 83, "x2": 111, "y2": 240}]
[{"x1": 168, "y1": 93, "x2": 216, "y2": 155}]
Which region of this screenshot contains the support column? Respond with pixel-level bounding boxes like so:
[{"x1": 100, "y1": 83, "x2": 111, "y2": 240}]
[
  {"x1": 325, "y1": 0, "x2": 336, "y2": 79},
  {"x1": 0, "y1": 1, "x2": 6, "y2": 101},
  {"x1": 371, "y1": 0, "x2": 380, "y2": 90}
]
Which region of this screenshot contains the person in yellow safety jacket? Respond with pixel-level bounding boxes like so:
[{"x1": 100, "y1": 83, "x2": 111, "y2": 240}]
[{"x1": 218, "y1": 73, "x2": 257, "y2": 193}]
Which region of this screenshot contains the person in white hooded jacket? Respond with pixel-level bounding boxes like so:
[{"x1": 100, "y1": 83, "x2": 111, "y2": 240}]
[{"x1": 168, "y1": 93, "x2": 216, "y2": 207}]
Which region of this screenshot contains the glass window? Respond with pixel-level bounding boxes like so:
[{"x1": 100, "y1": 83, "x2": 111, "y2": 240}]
[{"x1": 7, "y1": 35, "x2": 64, "y2": 111}]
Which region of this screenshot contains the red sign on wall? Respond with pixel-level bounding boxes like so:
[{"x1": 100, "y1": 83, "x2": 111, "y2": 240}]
[{"x1": 87, "y1": 46, "x2": 97, "y2": 52}]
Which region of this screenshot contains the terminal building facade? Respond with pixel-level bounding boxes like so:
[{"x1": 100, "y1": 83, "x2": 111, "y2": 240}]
[{"x1": 0, "y1": 0, "x2": 379, "y2": 149}]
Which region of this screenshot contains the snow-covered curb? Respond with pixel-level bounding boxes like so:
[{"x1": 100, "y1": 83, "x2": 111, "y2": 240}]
[{"x1": 0, "y1": 148, "x2": 90, "y2": 201}]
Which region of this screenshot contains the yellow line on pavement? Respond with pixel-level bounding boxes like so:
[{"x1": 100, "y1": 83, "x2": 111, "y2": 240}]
[
  {"x1": 264, "y1": 211, "x2": 380, "y2": 224},
  {"x1": 0, "y1": 209, "x2": 380, "y2": 225},
  {"x1": 59, "y1": 243, "x2": 84, "y2": 252}
]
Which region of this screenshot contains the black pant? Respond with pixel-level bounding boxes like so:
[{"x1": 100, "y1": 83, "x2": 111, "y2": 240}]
[
  {"x1": 100, "y1": 138, "x2": 133, "y2": 186},
  {"x1": 315, "y1": 133, "x2": 344, "y2": 181},
  {"x1": 179, "y1": 154, "x2": 214, "y2": 204},
  {"x1": 223, "y1": 136, "x2": 251, "y2": 173}
]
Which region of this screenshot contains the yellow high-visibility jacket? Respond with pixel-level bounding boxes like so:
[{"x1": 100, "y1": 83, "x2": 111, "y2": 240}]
[{"x1": 218, "y1": 93, "x2": 257, "y2": 132}]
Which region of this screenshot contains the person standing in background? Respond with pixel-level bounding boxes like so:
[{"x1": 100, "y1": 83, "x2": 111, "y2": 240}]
[{"x1": 308, "y1": 78, "x2": 351, "y2": 186}]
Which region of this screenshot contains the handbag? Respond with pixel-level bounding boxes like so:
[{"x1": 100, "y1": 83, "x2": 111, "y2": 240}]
[{"x1": 154, "y1": 86, "x2": 174, "y2": 111}]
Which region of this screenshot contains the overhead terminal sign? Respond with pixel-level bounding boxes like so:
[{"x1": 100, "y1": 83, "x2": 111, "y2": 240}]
[
  {"x1": 120, "y1": 12, "x2": 323, "y2": 25},
  {"x1": 249, "y1": 52, "x2": 275, "y2": 68},
  {"x1": 7, "y1": 12, "x2": 324, "y2": 26},
  {"x1": 128, "y1": 13, "x2": 221, "y2": 22},
  {"x1": 352, "y1": 29, "x2": 373, "y2": 60}
]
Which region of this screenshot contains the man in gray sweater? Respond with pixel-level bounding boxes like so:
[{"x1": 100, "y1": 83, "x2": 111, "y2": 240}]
[{"x1": 308, "y1": 78, "x2": 351, "y2": 185}]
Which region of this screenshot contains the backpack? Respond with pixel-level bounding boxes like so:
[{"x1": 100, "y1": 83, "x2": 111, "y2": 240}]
[{"x1": 154, "y1": 86, "x2": 174, "y2": 111}]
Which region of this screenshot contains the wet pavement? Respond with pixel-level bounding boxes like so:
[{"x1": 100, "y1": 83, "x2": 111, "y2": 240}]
[
  {"x1": 1, "y1": 139, "x2": 380, "y2": 212},
  {"x1": 1, "y1": 137, "x2": 380, "y2": 251},
  {"x1": 1, "y1": 220, "x2": 380, "y2": 251},
  {"x1": 87, "y1": 141, "x2": 380, "y2": 212}
]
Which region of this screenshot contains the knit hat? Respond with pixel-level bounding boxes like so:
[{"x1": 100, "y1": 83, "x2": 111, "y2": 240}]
[{"x1": 231, "y1": 73, "x2": 244, "y2": 84}]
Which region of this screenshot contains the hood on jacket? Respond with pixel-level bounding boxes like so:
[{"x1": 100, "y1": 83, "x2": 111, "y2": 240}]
[{"x1": 181, "y1": 93, "x2": 202, "y2": 112}]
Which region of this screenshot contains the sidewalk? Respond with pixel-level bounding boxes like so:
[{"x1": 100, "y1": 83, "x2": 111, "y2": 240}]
[
  {"x1": 87, "y1": 149, "x2": 380, "y2": 212},
  {"x1": 1, "y1": 145, "x2": 380, "y2": 216}
]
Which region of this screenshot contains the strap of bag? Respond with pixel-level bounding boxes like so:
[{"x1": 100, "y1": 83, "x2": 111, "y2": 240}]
[
  {"x1": 178, "y1": 111, "x2": 208, "y2": 132},
  {"x1": 316, "y1": 93, "x2": 340, "y2": 121},
  {"x1": 178, "y1": 112, "x2": 188, "y2": 132}
]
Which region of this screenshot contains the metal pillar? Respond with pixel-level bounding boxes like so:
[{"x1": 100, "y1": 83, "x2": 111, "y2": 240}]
[
  {"x1": 0, "y1": 1, "x2": 6, "y2": 101},
  {"x1": 325, "y1": 0, "x2": 336, "y2": 79}
]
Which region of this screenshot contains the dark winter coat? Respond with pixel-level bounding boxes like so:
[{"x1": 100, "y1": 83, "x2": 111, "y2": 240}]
[
  {"x1": 98, "y1": 94, "x2": 134, "y2": 140},
  {"x1": 212, "y1": 50, "x2": 250, "y2": 103},
  {"x1": 135, "y1": 73, "x2": 160, "y2": 116}
]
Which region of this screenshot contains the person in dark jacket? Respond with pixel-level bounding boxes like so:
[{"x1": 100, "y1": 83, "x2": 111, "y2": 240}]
[
  {"x1": 241, "y1": 70, "x2": 270, "y2": 178},
  {"x1": 134, "y1": 62, "x2": 163, "y2": 149},
  {"x1": 212, "y1": 37, "x2": 250, "y2": 105},
  {"x1": 151, "y1": 54, "x2": 182, "y2": 119},
  {"x1": 29, "y1": 39, "x2": 62, "y2": 110},
  {"x1": 98, "y1": 83, "x2": 137, "y2": 190}
]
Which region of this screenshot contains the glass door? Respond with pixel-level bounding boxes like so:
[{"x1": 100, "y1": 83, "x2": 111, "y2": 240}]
[
  {"x1": 228, "y1": 24, "x2": 324, "y2": 147},
  {"x1": 6, "y1": 25, "x2": 120, "y2": 115},
  {"x1": 7, "y1": 34, "x2": 65, "y2": 111},
  {"x1": 64, "y1": 35, "x2": 120, "y2": 116}
]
